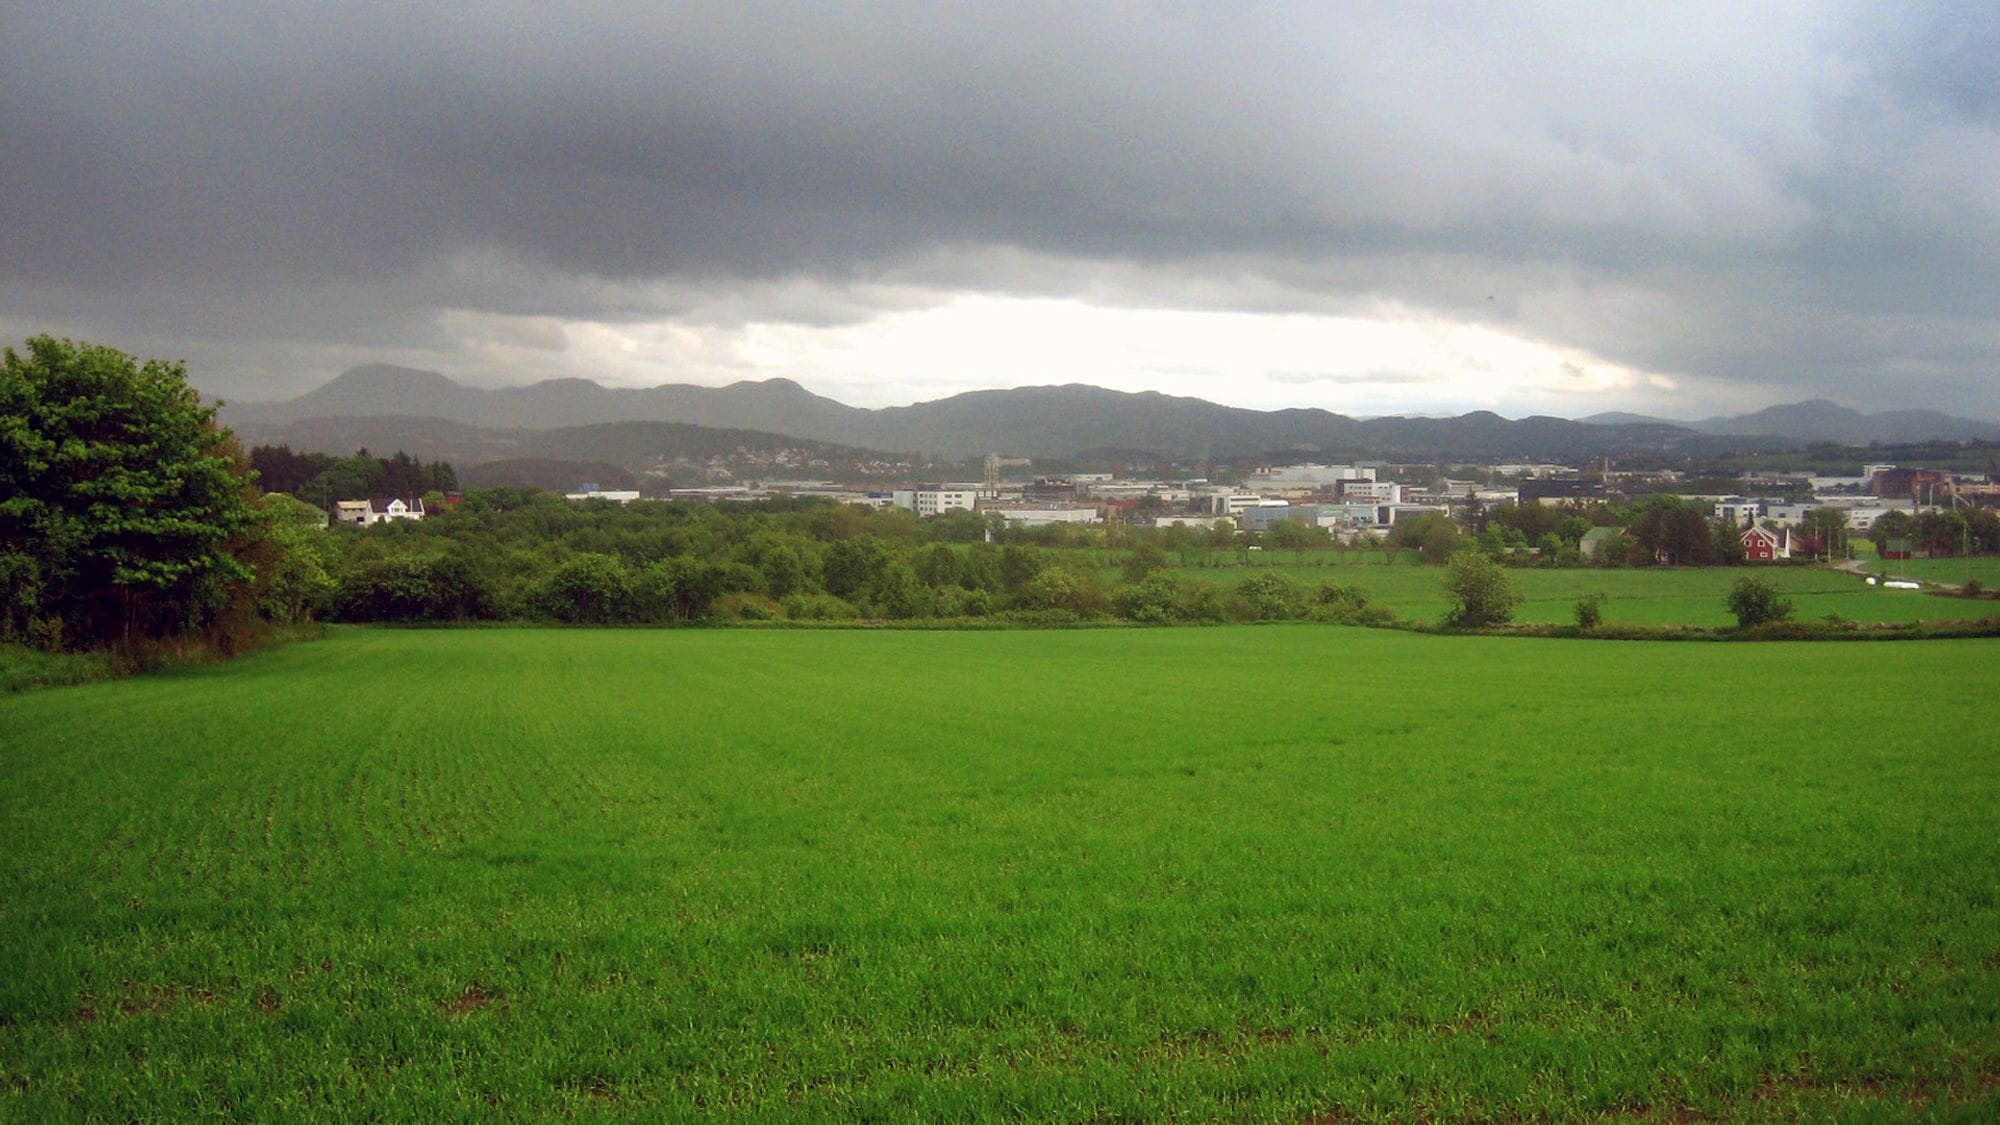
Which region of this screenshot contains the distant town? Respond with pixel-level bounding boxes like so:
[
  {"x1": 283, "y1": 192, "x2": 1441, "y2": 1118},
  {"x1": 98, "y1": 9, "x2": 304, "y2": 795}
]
[{"x1": 370, "y1": 454, "x2": 1986, "y2": 557}]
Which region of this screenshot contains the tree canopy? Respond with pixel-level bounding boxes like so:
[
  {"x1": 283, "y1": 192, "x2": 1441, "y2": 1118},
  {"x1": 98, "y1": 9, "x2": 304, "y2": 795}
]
[
  {"x1": 1726, "y1": 577, "x2": 1794, "y2": 628},
  {"x1": 1441, "y1": 549, "x2": 1519, "y2": 628},
  {"x1": 1, "y1": 337, "x2": 260, "y2": 645}
]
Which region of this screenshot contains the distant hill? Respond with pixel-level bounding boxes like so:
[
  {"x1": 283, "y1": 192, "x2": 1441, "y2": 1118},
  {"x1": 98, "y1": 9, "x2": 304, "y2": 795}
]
[
  {"x1": 1579, "y1": 399, "x2": 2000, "y2": 445},
  {"x1": 459, "y1": 459, "x2": 638, "y2": 492},
  {"x1": 226, "y1": 366, "x2": 873, "y2": 437},
  {"x1": 224, "y1": 366, "x2": 1786, "y2": 463},
  {"x1": 230, "y1": 414, "x2": 886, "y2": 475}
]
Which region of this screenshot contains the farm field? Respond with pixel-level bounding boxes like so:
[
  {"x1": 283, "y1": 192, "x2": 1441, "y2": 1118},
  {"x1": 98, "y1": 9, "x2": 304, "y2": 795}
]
[
  {"x1": 1152, "y1": 558, "x2": 1996, "y2": 627},
  {"x1": 4, "y1": 627, "x2": 1999, "y2": 1119},
  {"x1": 1862, "y1": 555, "x2": 2000, "y2": 588}
]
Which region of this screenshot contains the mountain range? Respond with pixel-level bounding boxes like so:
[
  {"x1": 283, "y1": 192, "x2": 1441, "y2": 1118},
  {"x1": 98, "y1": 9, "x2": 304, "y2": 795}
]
[
  {"x1": 1579, "y1": 399, "x2": 2000, "y2": 445},
  {"x1": 218, "y1": 366, "x2": 2000, "y2": 469}
]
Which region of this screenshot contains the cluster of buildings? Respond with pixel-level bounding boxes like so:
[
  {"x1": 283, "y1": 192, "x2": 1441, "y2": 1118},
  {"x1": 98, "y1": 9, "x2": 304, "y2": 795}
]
[
  {"x1": 330, "y1": 455, "x2": 1993, "y2": 559},
  {"x1": 1541, "y1": 462, "x2": 1996, "y2": 561},
  {"x1": 1687, "y1": 463, "x2": 1990, "y2": 539},
  {"x1": 645, "y1": 462, "x2": 1474, "y2": 538}
]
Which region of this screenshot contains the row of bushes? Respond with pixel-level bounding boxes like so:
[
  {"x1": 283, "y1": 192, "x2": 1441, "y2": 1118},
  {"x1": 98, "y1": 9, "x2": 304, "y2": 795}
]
[{"x1": 326, "y1": 550, "x2": 1401, "y2": 628}]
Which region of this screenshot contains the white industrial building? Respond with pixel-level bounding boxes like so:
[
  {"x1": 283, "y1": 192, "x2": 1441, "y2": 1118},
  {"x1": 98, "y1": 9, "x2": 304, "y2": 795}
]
[
  {"x1": 564, "y1": 486, "x2": 642, "y2": 504},
  {"x1": 1337, "y1": 480, "x2": 1403, "y2": 504},
  {"x1": 989, "y1": 507, "x2": 1100, "y2": 527},
  {"x1": 892, "y1": 488, "x2": 979, "y2": 517},
  {"x1": 1247, "y1": 463, "x2": 1376, "y2": 489}
]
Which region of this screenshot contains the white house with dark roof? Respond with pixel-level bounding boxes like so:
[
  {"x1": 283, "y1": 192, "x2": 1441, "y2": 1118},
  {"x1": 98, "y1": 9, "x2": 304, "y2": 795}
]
[{"x1": 333, "y1": 497, "x2": 426, "y2": 526}]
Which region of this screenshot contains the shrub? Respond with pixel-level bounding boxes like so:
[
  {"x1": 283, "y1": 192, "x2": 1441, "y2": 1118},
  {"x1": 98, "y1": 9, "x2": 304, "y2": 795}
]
[
  {"x1": 871, "y1": 562, "x2": 935, "y2": 620},
  {"x1": 1573, "y1": 592, "x2": 1605, "y2": 630},
  {"x1": 1442, "y1": 551, "x2": 1519, "y2": 628},
  {"x1": 1306, "y1": 581, "x2": 1393, "y2": 625},
  {"x1": 1311, "y1": 581, "x2": 1366, "y2": 611},
  {"x1": 1114, "y1": 571, "x2": 1227, "y2": 624},
  {"x1": 711, "y1": 592, "x2": 781, "y2": 621},
  {"x1": 633, "y1": 558, "x2": 763, "y2": 621},
  {"x1": 1121, "y1": 542, "x2": 1171, "y2": 583},
  {"x1": 1234, "y1": 572, "x2": 1302, "y2": 621},
  {"x1": 336, "y1": 554, "x2": 495, "y2": 622},
  {"x1": 1014, "y1": 566, "x2": 1106, "y2": 618},
  {"x1": 1726, "y1": 577, "x2": 1793, "y2": 628},
  {"x1": 532, "y1": 552, "x2": 634, "y2": 624},
  {"x1": 924, "y1": 585, "x2": 995, "y2": 618}
]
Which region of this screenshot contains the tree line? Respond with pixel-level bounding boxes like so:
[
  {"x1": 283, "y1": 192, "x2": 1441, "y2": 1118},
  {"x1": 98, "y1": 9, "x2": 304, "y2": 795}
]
[
  {"x1": 249, "y1": 445, "x2": 458, "y2": 503},
  {"x1": 291, "y1": 490, "x2": 1392, "y2": 627}
]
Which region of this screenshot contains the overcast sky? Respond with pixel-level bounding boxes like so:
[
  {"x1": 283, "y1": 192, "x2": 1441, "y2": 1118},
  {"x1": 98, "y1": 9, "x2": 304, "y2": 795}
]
[{"x1": 4, "y1": 2, "x2": 1996, "y2": 419}]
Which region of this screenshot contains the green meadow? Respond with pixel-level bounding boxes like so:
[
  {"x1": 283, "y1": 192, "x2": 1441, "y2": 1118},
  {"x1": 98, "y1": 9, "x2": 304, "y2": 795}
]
[
  {"x1": 1863, "y1": 555, "x2": 2000, "y2": 588},
  {"x1": 4, "y1": 627, "x2": 1999, "y2": 1119},
  {"x1": 1158, "y1": 558, "x2": 1998, "y2": 627}
]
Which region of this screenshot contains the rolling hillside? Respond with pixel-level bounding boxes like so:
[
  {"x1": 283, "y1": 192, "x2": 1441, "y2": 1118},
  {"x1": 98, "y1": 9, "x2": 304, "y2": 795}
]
[{"x1": 222, "y1": 367, "x2": 1779, "y2": 463}]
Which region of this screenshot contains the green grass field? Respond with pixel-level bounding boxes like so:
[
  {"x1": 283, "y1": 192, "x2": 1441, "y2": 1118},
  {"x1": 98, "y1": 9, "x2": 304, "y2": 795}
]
[
  {"x1": 1154, "y1": 558, "x2": 2000, "y2": 627},
  {"x1": 1860, "y1": 556, "x2": 2000, "y2": 588},
  {"x1": 5, "y1": 627, "x2": 1999, "y2": 1119}
]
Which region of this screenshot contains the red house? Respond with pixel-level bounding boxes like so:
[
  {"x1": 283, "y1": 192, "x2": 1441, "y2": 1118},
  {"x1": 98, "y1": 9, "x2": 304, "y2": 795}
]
[{"x1": 1740, "y1": 525, "x2": 1791, "y2": 562}]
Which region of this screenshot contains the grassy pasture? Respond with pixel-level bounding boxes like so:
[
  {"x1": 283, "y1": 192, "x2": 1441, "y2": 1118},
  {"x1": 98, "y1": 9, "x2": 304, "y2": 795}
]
[
  {"x1": 1861, "y1": 556, "x2": 2000, "y2": 588},
  {"x1": 3, "y1": 627, "x2": 1998, "y2": 1119},
  {"x1": 1152, "y1": 558, "x2": 1998, "y2": 627}
]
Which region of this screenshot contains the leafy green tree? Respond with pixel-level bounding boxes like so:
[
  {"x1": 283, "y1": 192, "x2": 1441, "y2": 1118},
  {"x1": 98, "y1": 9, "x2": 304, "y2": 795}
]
[
  {"x1": 998, "y1": 544, "x2": 1045, "y2": 593},
  {"x1": 1205, "y1": 519, "x2": 1238, "y2": 553},
  {"x1": 923, "y1": 509, "x2": 990, "y2": 543},
  {"x1": 1014, "y1": 563, "x2": 1106, "y2": 618},
  {"x1": 335, "y1": 553, "x2": 494, "y2": 622},
  {"x1": 1388, "y1": 512, "x2": 1461, "y2": 565},
  {"x1": 1869, "y1": 509, "x2": 1915, "y2": 555},
  {"x1": 1726, "y1": 576, "x2": 1793, "y2": 628},
  {"x1": 1630, "y1": 496, "x2": 1719, "y2": 566},
  {"x1": 1121, "y1": 540, "x2": 1171, "y2": 583},
  {"x1": 823, "y1": 537, "x2": 893, "y2": 600},
  {"x1": 1573, "y1": 592, "x2": 1605, "y2": 630},
  {"x1": 1155, "y1": 523, "x2": 1202, "y2": 565},
  {"x1": 306, "y1": 453, "x2": 388, "y2": 505},
  {"x1": 1804, "y1": 507, "x2": 1851, "y2": 559},
  {"x1": 872, "y1": 561, "x2": 934, "y2": 619},
  {"x1": 250, "y1": 494, "x2": 337, "y2": 624},
  {"x1": 1, "y1": 336, "x2": 261, "y2": 645},
  {"x1": 1587, "y1": 529, "x2": 1635, "y2": 568},
  {"x1": 1113, "y1": 570, "x2": 1182, "y2": 623},
  {"x1": 534, "y1": 553, "x2": 634, "y2": 623},
  {"x1": 959, "y1": 543, "x2": 1004, "y2": 592},
  {"x1": 1311, "y1": 581, "x2": 1367, "y2": 614},
  {"x1": 1113, "y1": 571, "x2": 1227, "y2": 624},
  {"x1": 1264, "y1": 518, "x2": 1329, "y2": 563},
  {"x1": 1711, "y1": 517, "x2": 1747, "y2": 565},
  {"x1": 738, "y1": 533, "x2": 820, "y2": 599},
  {"x1": 1234, "y1": 572, "x2": 1302, "y2": 620},
  {"x1": 634, "y1": 557, "x2": 760, "y2": 621},
  {"x1": 1441, "y1": 550, "x2": 1519, "y2": 628},
  {"x1": 914, "y1": 543, "x2": 965, "y2": 589},
  {"x1": 249, "y1": 444, "x2": 338, "y2": 495},
  {"x1": 1914, "y1": 509, "x2": 1969, "y2": 556},
  {"x1": 1971, "y1": 508, "x2": 2000, "y2": 554}
]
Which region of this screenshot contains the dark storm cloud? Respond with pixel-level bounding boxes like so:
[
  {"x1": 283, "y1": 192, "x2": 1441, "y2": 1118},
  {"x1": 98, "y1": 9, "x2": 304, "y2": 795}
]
[{"x1": 3, "y1": 1, "x2": 1996, "y2": 413}]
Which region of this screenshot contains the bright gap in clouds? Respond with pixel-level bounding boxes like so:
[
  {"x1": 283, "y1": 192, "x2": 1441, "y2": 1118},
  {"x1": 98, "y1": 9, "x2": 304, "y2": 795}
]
[{"x1": 449, "y1": 296, "x2": 1681, "y2": 417}]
